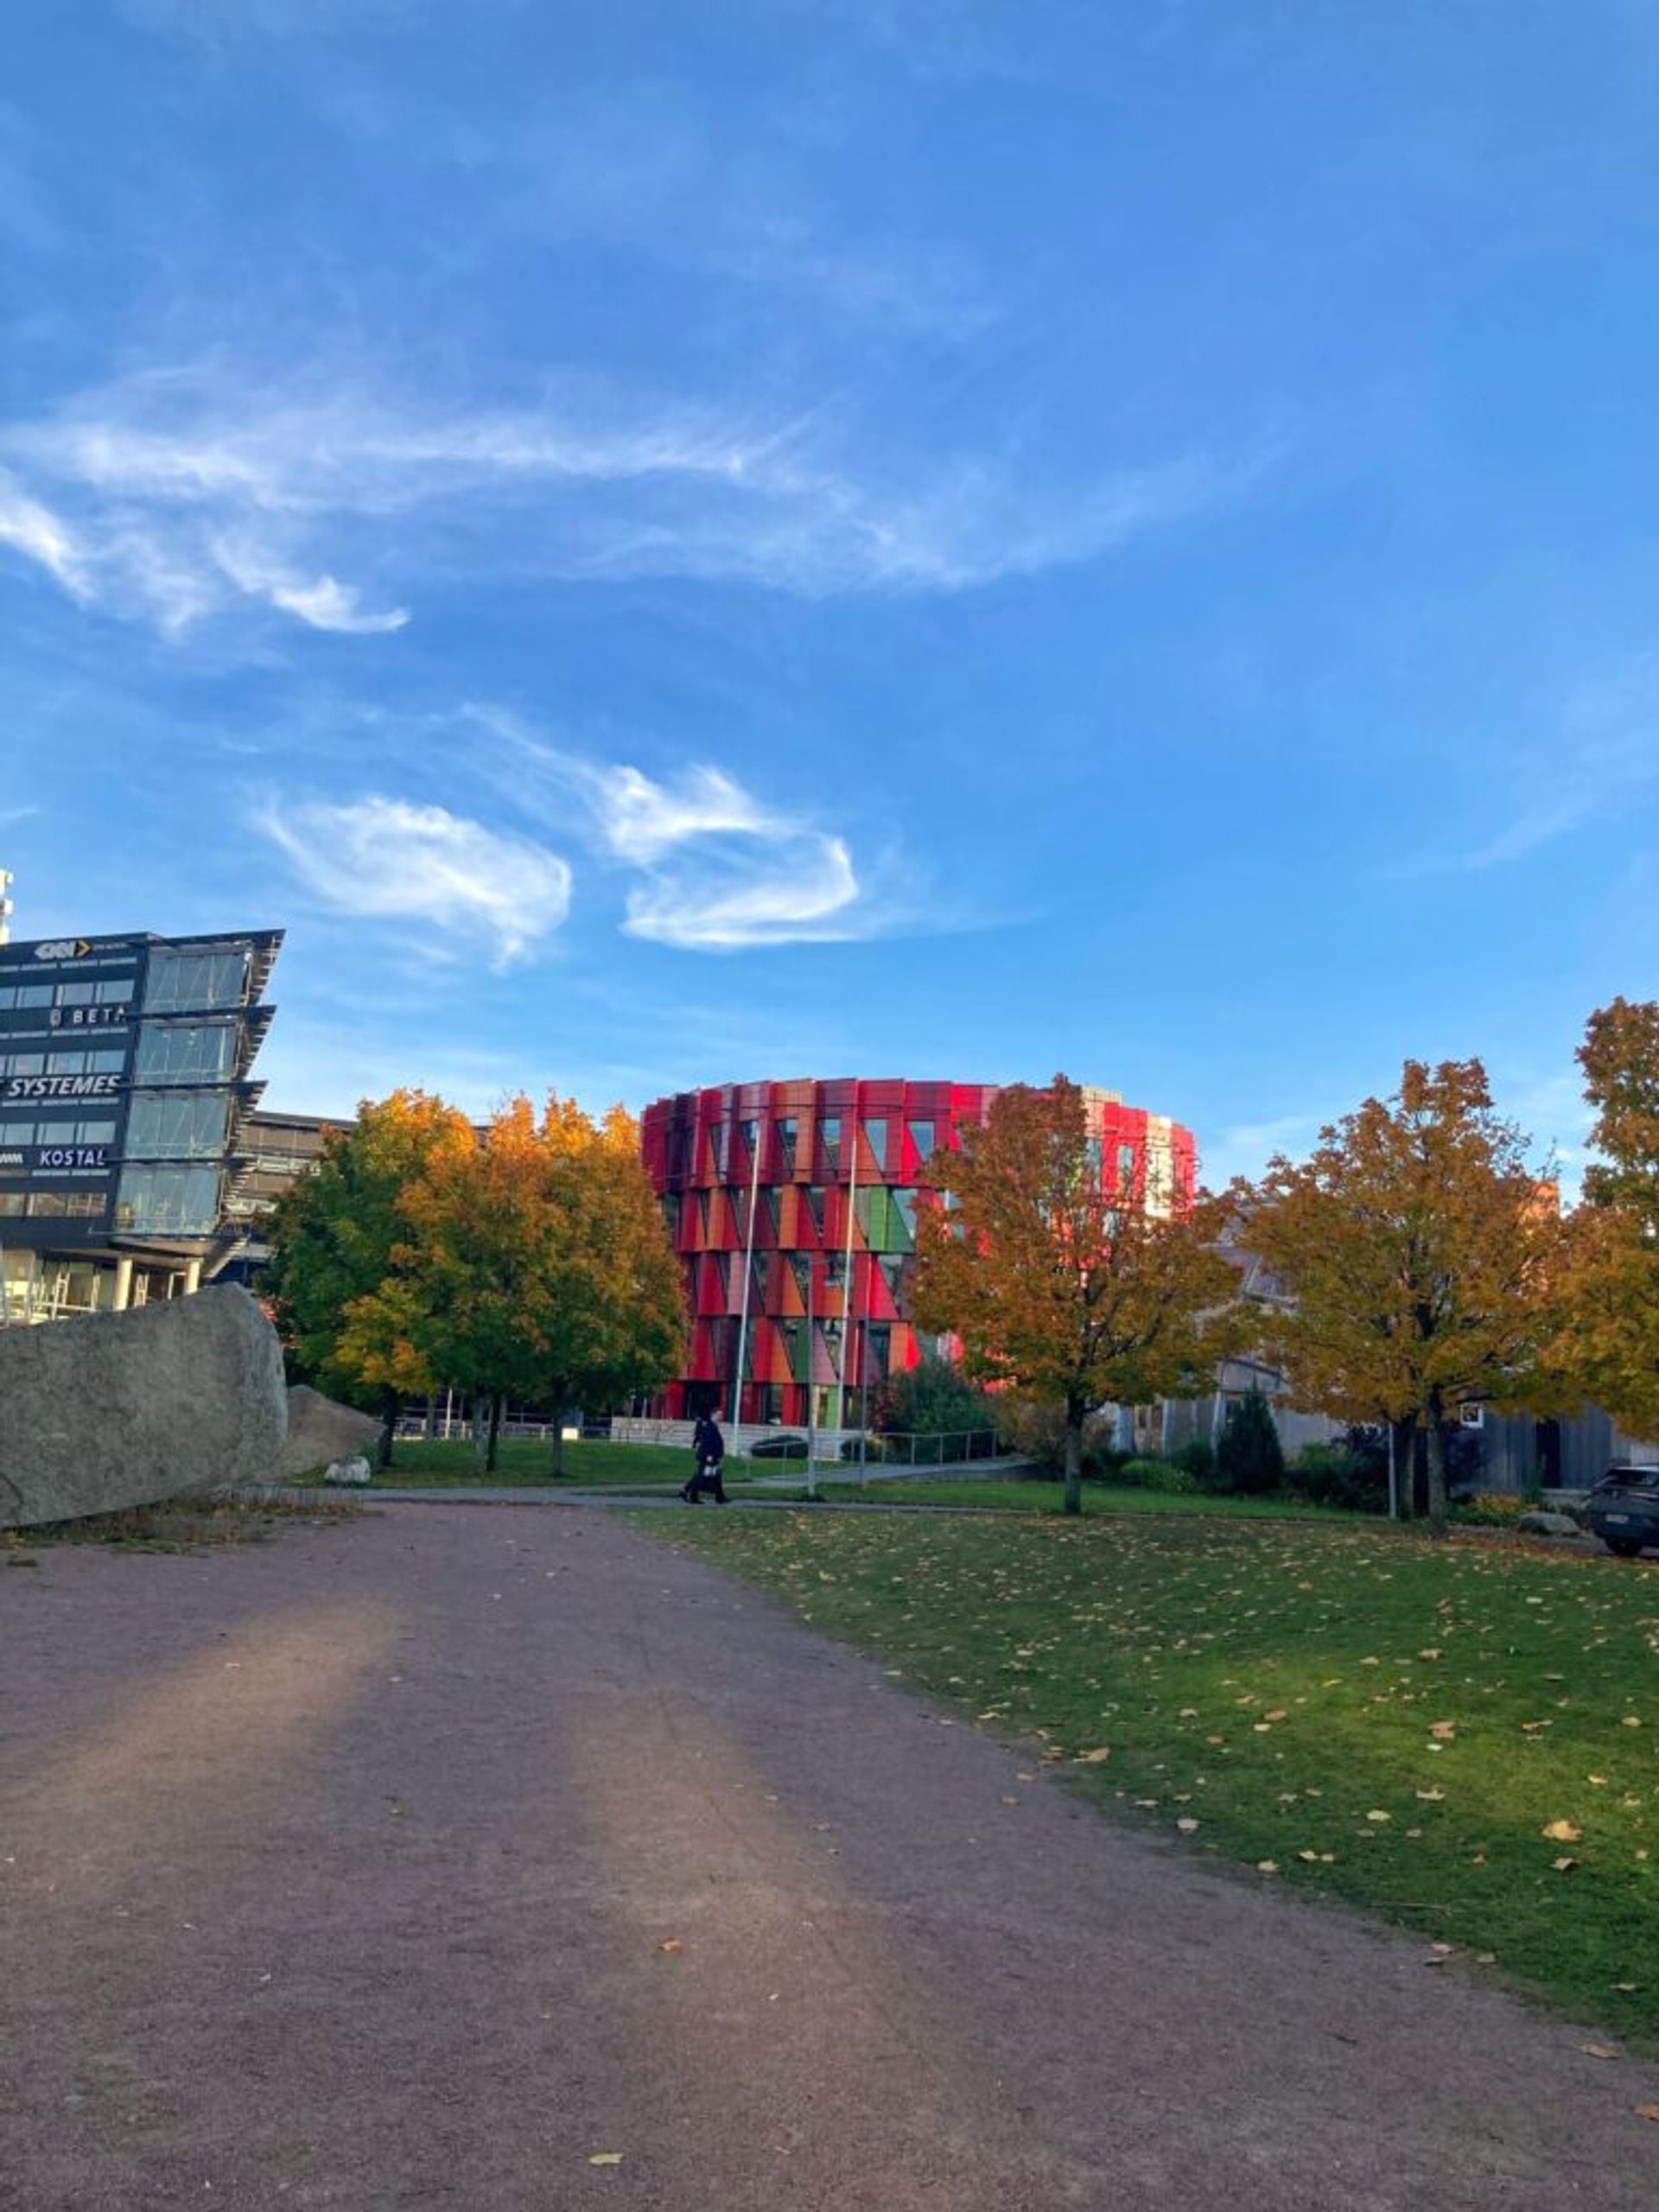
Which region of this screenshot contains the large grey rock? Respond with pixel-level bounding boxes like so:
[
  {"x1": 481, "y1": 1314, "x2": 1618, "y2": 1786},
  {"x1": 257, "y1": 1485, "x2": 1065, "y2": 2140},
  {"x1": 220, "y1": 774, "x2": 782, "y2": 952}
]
[
  {"x1": 0, "y1": 1286, "x2": 286, "y2": 1529},
  {"x1": 278, "y1": 1383, "x2": 381, "y2": 1479},
  {"x1": 1517, "y1": 1509, "x2": 1581, "y2": 1536}
]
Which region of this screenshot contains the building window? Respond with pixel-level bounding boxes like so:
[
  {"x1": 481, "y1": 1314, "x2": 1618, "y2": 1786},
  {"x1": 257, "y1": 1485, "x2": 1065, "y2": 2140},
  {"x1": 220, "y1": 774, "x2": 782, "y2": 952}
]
[
  {"x1": 27, "y1": 1190, "x2": 105, "y2": 1218},
  {"x1": 125, "y1": 1092, "x2": 231, "y2": 1160},
  {"x1": 134, "y1": 1021, "x2": 236, "y2": 1086},
  {"x1": 866, "y1": 1323, "x2": 893, "y2": 1380},
  {"x1": 820, "y1": 1116, "x2": 841, "y2": 1172},
  {"x1": 143, "y1": 948, "x2": 249, "y2": 1014},
  {"x1": 908, "y1": 1119, "x2": 936, "y2": 1164},
  {"x1": 776, "y1": 1116, "x2": 798, "y2": 1176},
  {"x1": 1118, "y1": 1142, "x2": 1136, "y2": 1191},
  {"x1": 804, "y1": 1185, "x2": 827, "y2": 1237},
  {"x1": 862, "y1": 1116, "x2": 887, "y2": 1171},
  {"x1": 114, "y1": 1165, "x2": 220, "y2": 1235}
]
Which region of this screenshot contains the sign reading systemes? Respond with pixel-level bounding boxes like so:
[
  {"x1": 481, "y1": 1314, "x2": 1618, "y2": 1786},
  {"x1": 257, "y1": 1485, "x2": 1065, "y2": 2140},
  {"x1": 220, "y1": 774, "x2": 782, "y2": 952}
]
[{"x1": 3, "y1": 1072, "x2": 124, "y2": 1102}]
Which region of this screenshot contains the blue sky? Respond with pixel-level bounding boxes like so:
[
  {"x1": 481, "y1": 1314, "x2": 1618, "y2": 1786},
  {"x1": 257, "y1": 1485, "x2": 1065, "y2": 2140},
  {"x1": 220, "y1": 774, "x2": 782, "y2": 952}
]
[{"x1": 2, "y1": 1, "x2": 1656, "y2": 1186}]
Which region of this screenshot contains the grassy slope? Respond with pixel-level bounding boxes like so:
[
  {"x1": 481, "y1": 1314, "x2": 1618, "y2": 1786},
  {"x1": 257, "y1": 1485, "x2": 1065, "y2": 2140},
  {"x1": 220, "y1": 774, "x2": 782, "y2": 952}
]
[{"x1": 645, "y1": 1509, "x2": 1659, "y2": 2045}]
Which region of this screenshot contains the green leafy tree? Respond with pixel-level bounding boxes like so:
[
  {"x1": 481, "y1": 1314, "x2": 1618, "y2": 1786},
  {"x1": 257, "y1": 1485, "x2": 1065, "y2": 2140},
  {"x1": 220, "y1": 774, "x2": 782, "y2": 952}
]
[
  {"x1": 264, "y1": 1090, "x2": 477, "y2": 1465},
  {"x1": 1214, "y1": 1386, "x2": 1286, "y2": 1496},
  {"x1": 1553, "y1": 1000, "x2": 1659, "y2": 1436},
  {"x1": 1238, "y1": 1060, "x2": 1567, "y2": 1529},
  {"x1": 914, "y1": 1075, "x2": 1239, "y2": 1516}
]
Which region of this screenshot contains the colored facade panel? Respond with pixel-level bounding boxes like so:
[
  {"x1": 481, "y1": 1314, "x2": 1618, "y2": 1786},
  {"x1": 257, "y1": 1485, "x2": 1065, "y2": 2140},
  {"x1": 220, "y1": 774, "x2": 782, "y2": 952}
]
[{"x1": 640, "y1": 1077, "x2": 1198, "y2": 1428}]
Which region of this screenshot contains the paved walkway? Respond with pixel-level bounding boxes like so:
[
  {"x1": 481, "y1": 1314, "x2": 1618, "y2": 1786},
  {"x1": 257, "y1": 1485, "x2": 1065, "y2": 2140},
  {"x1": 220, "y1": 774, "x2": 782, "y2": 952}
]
[{"x1": 3, "y1": 1503, "x2": 1655, "y2": 2210}]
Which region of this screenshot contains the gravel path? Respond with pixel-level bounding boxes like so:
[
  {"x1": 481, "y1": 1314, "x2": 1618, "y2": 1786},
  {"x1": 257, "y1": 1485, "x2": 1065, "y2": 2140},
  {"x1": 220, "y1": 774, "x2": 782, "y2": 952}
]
[{"x1": 3, "y1": 1503, "x2": 1655, "y2": 2210}]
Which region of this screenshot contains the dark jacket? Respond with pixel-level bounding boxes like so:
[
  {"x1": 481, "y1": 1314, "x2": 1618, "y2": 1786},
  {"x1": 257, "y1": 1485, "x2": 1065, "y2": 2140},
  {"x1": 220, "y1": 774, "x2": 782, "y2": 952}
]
[{"x1": 693, "y1": 1416, "x2": 725, "y2": 1465}]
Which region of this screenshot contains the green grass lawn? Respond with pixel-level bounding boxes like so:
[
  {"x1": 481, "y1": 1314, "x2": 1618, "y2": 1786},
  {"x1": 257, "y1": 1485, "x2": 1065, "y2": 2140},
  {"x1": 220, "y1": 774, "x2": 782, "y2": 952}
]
[
  {"x1": 809, "y1": 1479, "x2": 1356, "y2": 1517},
  {"x1": 318, "y1": 1437, "x2": 694, "y2": 1487},
  {"x1": 645, "y1": 1508, "x2": 1659, "y2": 2045}
]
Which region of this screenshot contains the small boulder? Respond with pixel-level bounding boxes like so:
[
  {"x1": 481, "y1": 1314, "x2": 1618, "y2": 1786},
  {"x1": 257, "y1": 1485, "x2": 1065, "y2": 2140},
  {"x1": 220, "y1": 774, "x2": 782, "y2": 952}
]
[
  {"x1": 1518, "y1": 1510, "x2": 1580, "y2": 1537},
  {"x1": 277, "y1": 1385, "x2": 382, "y2": 1480},
  {"x1": 322, "y1": 1455, "x2": 373, "y2": 1487}
]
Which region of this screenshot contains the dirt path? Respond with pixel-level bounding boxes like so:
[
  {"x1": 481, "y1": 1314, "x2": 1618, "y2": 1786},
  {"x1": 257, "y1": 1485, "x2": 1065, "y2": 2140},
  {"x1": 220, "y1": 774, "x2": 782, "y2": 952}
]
[{"x1": 3, "y1": 1503, "x2": 1655, "y2": 2210}]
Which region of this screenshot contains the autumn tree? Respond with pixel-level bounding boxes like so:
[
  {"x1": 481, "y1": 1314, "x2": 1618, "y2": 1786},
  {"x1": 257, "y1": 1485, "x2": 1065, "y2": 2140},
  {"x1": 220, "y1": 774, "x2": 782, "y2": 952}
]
[
  {"x1": 1238, "y1": 1061, "x2": 1567, "y2": 1529},
  {"x1": 913, "y1": 1076, "x2": 1239, "y2": 1516},
  {"x1": 381, "y1": 1094, "x2": 686, "y2": 1472},
  {"x1": 1551, "y1": 1000, "x2": 1659, "y2": 1436},
  {"x1": 264, "y1": 1090, "x2": 478, "y2": 1465}
]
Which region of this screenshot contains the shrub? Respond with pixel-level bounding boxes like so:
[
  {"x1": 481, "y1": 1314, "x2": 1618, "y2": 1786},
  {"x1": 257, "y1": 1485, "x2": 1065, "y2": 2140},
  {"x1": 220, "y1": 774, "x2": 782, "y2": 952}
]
[
  {"x1": 876, "y1": 1354, "x2": 996, "y2": 1440},
  {"x1": 995, "y1": 1395, "x2": 1119, "y2": 1477},
  {"x1": 1448, "y1": 1491, "x2": 1561, "y2": 1528},
  {"x1": 1121, "y1": 1457, "x2": 1195, "y2": 1494},
  {"x1": 1215, "y1": 1389, "x2": 1286, "y2": 1496},
  {"x1": 1285, "y1": 1440, "x2": 1388, "y2": 1515},
  {"x1": 1170, "y1": 1438, "x2": 1219, "y2": 1489}
]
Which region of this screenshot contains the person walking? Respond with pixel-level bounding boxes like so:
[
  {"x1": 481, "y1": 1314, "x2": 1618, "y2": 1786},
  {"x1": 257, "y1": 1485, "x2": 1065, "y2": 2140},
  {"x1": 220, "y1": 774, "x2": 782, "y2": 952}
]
[{"x1": 681, "y1": 1409, "x2": 728, "y2": 1504}]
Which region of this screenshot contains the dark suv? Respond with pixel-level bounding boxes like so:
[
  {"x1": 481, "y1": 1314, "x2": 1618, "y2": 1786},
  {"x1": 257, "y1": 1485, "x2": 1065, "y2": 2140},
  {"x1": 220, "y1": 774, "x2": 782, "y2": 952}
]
[{"x1": 1586, "y1": 1467, "x2": 1659, "y2": 1558}]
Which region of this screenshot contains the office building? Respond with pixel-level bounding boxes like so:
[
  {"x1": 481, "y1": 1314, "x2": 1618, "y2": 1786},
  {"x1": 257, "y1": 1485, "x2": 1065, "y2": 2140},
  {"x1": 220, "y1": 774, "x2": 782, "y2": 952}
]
[
  {"x1": 0, "y1": 926, "x2": 281, "y2": 1320},
  {"x1": 640, "y1": 1077, "x2": 1197, "y2": 1428}
]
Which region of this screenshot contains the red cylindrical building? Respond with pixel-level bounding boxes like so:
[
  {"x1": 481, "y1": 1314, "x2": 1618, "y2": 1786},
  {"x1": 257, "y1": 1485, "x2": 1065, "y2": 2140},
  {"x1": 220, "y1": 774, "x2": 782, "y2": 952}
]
[{"x1": 639, "y1": 1077, "x2": 1197, "y2": 1429}]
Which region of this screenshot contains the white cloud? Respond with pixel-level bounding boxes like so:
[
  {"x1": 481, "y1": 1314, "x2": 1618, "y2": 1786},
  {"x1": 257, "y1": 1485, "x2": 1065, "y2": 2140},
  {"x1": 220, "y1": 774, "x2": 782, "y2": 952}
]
[
  {"x1": 211, "y1": 537, "x2": 408, "y2": 632},
  {"x1": 262, "y1": 796, "x2": 573, "y2": 965},
  {"x1": 0, "y1": 366, "x2": 1251, "y2": 639},
  {"x1": 483, "y1": 725, "x2": 877, "y2": 950},
  {"x1": 0, "y1": 469, "x2": 89, "y2": 598},
  {"x1": 591, "y1": 763, "x2": 774, "y2": 864},
  {"x1": 626, "y1": 832, "x2": 861, "y2": 950}
]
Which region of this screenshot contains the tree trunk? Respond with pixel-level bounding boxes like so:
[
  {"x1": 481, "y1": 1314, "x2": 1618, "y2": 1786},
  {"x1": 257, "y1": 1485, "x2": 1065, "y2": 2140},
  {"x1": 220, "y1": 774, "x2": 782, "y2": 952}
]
[
  {"x1": 423, "y1": 1393, "x2": 436, "y2": 1442},
  {"x1": 473, "y1": 1400, "x2": 489, "y2": 1472},
  {"x1": 378, "y1": 1389, "x2": 397, "y2": 1470},
  {"x1": 1063, "y1": 1401, "x2": 1084, "y2": 1517},
  {"x1": 1424, "y1": 1414, "x2": 1449, "y2": 1534},
  {"x1": 550, "y1": 1402, "x2": 567, "y2": 1479},
  {"x1": 486, "y1": 1393, "x2": 504, "y2": 1474},
  {"x1": 1391, "y1": 1417, "x2": 1415, "y2": 1520}
]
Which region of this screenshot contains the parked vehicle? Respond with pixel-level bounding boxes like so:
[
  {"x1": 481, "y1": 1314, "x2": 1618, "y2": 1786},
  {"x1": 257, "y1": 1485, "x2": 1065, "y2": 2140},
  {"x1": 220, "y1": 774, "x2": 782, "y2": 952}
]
[
  {"x1": 748, "y1": 1432, "x2": 809, "y2": 1459},
  {"x1": 1585, "y1": 1467, "x2": 1659, "y2": 1558}
]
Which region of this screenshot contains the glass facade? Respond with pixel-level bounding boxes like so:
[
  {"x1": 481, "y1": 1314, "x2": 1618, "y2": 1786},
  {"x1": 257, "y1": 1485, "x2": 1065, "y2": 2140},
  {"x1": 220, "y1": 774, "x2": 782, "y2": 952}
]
[
  {"x1": 134, "y1": 1021, "x2": 238, "y2": 1086},
  {"x1": 0, "y1": 927, "x2": 280, "y2": 1273},
  {"x1": 126, "y1": 1092, "x2": 232, "y2": 1159},
  {"x1": 116, "y1": 1165, "x2": 221, "y2": 1236},
  {"x1": 143, "y1": 946, "x2": 250, "y2": 1013}
]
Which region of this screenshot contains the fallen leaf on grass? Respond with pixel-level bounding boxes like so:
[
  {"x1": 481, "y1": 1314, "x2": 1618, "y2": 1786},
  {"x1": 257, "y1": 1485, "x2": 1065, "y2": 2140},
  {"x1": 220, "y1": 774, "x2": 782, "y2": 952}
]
[
  {"x1": 1552, "y1": 1856, "x2": 1581, "y2": 1872},
  {"x1": 1255, "y1": 1860, "x2": 1280, "y2": 1874},
  {"x1": 1582, "y1": 2044, "x2": 1620, "y2": 2061},
  {"x1": 656, "y1": 1939, "x2": 683, "y2": 1955},
  {"x1": 1075, "y1": 1746, "x2": 1112, "y2": 1764},
  {"x1": 1541, "y1": 1820, "x2": 1582, "y2": 1842},
  {"x1": 1634, "y1": 2105, "x2": 1659, "y2": 2123},
  {"x1": 1428, "y1": 1720, "x2": 1457, "y2": 1741},
  {"x1": 1175, "y1": 1816, "x2": 1200, "y2": 1834}
]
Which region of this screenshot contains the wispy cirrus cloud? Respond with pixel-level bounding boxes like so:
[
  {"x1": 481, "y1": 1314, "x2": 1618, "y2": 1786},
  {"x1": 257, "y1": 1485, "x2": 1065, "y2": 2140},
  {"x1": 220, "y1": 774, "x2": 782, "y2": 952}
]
[
  {"x1": 0, "y1": 363, "x2": 1257, "y2": 639},
  {"x1": 261, "y1": 795, "x2": 573, "y2": 966},
  {"x1": 1451, "y1": 657, "x2": 1659, "y2": 872},
  {"x1": 476, "y1": 718, "x2": 890, "y2": 951}
]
